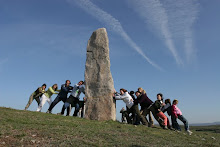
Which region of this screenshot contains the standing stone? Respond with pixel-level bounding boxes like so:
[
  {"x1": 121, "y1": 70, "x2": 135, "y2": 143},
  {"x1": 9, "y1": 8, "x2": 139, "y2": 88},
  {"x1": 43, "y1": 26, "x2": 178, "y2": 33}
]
[{"x1": 84, "y1": 28, "x2": 116, "y2": 121}]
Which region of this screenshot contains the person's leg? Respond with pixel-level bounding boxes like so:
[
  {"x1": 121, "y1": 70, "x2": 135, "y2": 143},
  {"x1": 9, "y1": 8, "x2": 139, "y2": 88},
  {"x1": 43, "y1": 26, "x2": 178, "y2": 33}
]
[
  {"x1": 73, "y1": 103, "x2": 80, "y2": 116},
  {"x1": 48, "y1": 97, "x2": 53, "y2": 106},
  {"x1": 178, "y1": 115, "x2": 189, "y2": 131},
  {"x1": 172, "y1": 115, "x2": 181, "y2": 131},
  {"x1": 61, "y1": 102, "x2": 70, "y2": 115},
  {"x1": 25, "y1": 93, "x2": 35, "y2": 110},
  {"x1": 149, "y1": 107, "x2": 164, "y2": 127},
  {"x1": 125, "y1": 107, "x2": 132, "y2": 124},
  {"x1": 171, "y1": 115, "x2": 175, "y2": 128},
  {"x1": 142, "y1": 108, "x2": 152, "y2": 127},
  {"x1": 148, "y1": 111, "x2": 154, "y2": 126},
  {"x1": 157, "y1": 112, "x2": 168, "y2": 126},
  {"x1": 36, "y1": 95, "x2": 47, "y2": 112},
  {"x1": 66, "y1": 104, "x2": 72, "y2": 116},
  {"x1": 35, "y1": 97, "x2": 41, "y2": 106},
  {"x1": 167, "y1": 118, "x2": 171, "y2": 128},
  {"x1": 133, "y1": 105, "x2": 148, "y2": 126},
  {"x1": 81, "y1": 102, "x2": 84, "y2": 118},
  {"x1": 48, "y1": 95, "x2": 61, "y2": 112}
]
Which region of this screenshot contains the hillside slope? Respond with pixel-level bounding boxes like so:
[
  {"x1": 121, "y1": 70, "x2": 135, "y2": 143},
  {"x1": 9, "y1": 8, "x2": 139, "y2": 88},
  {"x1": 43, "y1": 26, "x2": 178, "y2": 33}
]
[{"x1": 0, "y1": 107, "x2": 219, "y2": 146}]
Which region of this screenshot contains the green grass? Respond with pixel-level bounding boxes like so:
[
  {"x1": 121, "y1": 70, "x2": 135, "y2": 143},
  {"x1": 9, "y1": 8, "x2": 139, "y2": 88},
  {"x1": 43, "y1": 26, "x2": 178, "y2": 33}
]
[{"x1": 0, "y1": 107, "x2": 219, "y2": 146}]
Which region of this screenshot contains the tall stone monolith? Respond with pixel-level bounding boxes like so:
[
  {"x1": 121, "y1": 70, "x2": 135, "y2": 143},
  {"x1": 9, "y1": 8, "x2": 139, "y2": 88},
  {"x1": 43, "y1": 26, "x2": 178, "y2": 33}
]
[{"x1": 84, "y1": 28, "x2": 116, "y2": 121}]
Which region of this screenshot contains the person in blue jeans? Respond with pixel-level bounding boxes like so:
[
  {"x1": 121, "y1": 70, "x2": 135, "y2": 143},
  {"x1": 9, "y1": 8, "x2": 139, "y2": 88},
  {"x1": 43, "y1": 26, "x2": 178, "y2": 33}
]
[
  {"x1": 172, "y1": 99, "x2": 192, "y2": 135},
  {"x1": 46, "y1": 80, "x2": 72, "y2": 113},
  {"x1": 59, "y1": 81, "x2": 85, "y2": 116}
]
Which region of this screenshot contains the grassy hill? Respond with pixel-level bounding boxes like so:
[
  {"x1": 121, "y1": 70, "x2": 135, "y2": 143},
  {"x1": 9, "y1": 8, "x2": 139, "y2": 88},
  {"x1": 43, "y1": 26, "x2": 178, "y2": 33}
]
[{"x1": 0, "y1": 107, "x2": 219, "y2": 146}]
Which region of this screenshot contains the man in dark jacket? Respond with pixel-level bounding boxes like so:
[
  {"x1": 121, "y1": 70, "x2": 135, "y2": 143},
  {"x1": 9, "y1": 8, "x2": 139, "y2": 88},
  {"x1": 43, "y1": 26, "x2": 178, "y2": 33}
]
[{"x1": 47, "y1": 80, "x2": 72, "y2": 113}]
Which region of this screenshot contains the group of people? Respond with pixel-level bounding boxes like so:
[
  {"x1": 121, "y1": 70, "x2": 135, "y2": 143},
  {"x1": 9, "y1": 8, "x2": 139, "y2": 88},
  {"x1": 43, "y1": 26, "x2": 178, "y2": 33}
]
[
  {"x1": 114, "y1": 88, "x2": 193, "y2": 135},
  {"x1": 25, "y1": 80, "x2": 85, "y2": 116},
  {"x1": 24, "y1": 81, "x2": 192, "y2": 135}
]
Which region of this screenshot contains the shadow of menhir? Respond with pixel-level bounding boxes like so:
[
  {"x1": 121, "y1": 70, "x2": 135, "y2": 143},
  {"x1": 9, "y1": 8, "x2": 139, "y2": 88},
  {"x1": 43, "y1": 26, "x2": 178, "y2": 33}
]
[{"x1": 84, "y1": 28, "x2": 116, "y2": 121}]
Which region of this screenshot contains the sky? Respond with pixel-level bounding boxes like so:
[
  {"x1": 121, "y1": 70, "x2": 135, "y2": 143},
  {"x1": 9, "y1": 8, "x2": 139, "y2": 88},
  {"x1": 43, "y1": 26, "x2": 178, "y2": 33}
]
[{"x1": 0, "y1": 0, "x2": 219, "y2": 124}]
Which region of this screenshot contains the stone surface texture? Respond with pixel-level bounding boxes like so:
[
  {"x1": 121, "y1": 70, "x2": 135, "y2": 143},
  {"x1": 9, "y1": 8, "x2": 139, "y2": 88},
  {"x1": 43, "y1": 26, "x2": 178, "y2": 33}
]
[{"x1": 84, "y1": 28, "x2": 116, "y2": 121}]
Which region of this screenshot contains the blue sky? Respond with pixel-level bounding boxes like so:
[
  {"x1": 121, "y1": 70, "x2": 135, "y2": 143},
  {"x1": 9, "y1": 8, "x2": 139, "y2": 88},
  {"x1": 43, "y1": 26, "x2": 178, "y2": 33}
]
[{"x1": 0, "y1": 0, "x2": 219, "y2": 123}]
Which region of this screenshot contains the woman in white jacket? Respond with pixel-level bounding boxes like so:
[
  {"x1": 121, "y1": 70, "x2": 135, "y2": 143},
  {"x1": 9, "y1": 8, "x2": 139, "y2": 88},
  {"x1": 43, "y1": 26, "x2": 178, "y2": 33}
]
[{"x1": 114, "y1": 88, "x2": 148, "y2": 126}]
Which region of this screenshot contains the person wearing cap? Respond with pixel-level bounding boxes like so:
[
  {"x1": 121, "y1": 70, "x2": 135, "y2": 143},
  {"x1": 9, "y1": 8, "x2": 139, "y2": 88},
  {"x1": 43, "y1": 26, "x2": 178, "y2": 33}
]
[
  {"x1": 47, "y1": 80, "x2": 72, "y2": 113},
  {"x1": 59, "y1": 81, "x2": 85, "y2": 116},
  {"x1": 25, "y1": 84, "x2": 47, "y2": 110}
]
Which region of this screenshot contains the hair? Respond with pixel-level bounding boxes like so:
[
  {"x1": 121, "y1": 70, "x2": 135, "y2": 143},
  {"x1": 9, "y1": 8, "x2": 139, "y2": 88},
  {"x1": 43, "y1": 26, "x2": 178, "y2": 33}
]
[
  {"x1": 165, "y1": 99, "x2": 171, "y2": 104},
  {"x1": 120, "y1": 88, "x2": 127, "y2": 93},
  {"x1": 173, "y1": 99, "x2": 178, "y2": 104},
  {"x1": 66, "y1": 80, "x2": 71, "y2": 84},
  {"x1": 157, "y1": 93, "x2": 163, "y2": 97},
  {"x1": 138, "y1": 87, "x2": 146, "y2": 94},
  {"x1": 130, "y1": 91, "x2": 135, "y2": 95},
  {"x1": 42, "y1": 84, "x2": 47, "y2": 87},
  {"x1": 135, "y1": 91, "x2": 141, "y2": 94},
  {"x1": 79, "y1": 81, "x2": 84, "y2": 84},
  {"x1": 52, "y1": 84, "x2": 58, "y2": 91}
]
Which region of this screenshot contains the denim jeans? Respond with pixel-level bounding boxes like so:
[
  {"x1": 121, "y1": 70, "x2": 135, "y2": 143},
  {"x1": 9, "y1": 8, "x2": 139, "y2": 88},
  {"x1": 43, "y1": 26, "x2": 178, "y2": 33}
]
[
  {"x1": 178, "y1": 115, "x2": 189, "y2": 131},
  {"x1": 73, "y1": 103, "x2": 80, "y2": 116},
  {"x1": 172, "y1": 115, "x2": 189, "y2": 131},
  {"x1": 61, "y1": 102, "x2": 71, "y2": 115},
  {"x1": 61, "y1": 101, "x2": 80, "y2": 116}
]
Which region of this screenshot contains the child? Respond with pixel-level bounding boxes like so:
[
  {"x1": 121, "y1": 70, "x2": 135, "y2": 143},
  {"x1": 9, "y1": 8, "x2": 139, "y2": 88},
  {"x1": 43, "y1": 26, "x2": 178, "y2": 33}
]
[
  {"x1": 172, "y1": 99, "x2": 192, "y2": 135},
  {"x1": 153, "y1": 93, "x2": 171, "y2": 129}
]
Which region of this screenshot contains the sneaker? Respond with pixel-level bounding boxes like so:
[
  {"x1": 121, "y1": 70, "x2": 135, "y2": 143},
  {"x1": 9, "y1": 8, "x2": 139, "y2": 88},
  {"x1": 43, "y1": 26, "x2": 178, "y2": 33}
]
[
  {"x1": 57, "y1": 113, "x2": 63, "y2": 115},
  {"x1": 148, "y1": 123, "x2": 154, "y2": 127},
  {"x1": 187, "y1": 130, "x2": 193, "y2": 135},
  {"x1": 175, "y1": 129, "x2": 180, "y2": 132},
  {"x1": 46, "y1": 110, "x2": 52, "y2": 114},
  {"x1": 168, "y1": 127, "x2": 175, "y2": 131},
  {"x1": 163, "y1": 126, "x2": 168, "y2": 130}
]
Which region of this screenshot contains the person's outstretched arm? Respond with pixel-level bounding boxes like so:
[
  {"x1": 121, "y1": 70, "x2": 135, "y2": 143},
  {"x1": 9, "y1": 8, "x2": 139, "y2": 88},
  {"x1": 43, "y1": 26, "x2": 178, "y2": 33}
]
[{"x1": 49, "y1": 87, "x2": 59, "y2": 94}]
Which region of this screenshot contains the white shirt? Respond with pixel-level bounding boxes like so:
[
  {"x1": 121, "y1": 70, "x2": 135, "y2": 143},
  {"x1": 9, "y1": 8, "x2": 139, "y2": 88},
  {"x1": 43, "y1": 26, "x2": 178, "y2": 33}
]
[{"x1": 115, "y1": 92, "x2": 134, "y2": 109}]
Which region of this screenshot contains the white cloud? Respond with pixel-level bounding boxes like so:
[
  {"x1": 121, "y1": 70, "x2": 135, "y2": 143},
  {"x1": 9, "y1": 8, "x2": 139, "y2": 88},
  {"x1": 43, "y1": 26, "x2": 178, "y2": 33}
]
[
  {"x1": 67, "y1": 0, "x2": 162, "y2": 70},
  {"x1": 129, "y1": 0, "x2": 199, "y2": 64}
]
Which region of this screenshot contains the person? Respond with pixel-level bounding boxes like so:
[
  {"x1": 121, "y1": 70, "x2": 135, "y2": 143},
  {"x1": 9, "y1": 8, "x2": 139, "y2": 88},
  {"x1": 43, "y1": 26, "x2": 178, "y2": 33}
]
[
  {"x1": 137, "y1": 88, "x2": 154, "y2": 125},
  {"x1": 137, "y1": 87, "x2": 146, "y2": 95},
  {"x1": 161, "y1": 99, "x2": 173, "y2": 127},
  {"x1": 137, "y1": 88, "x2": 164, "y2": 127},
  {"x1": 120, "y1": 107, "x2": 127, "y2": 123},
  {"x1": 153, "y1": 93, "x2": 171, "y2": 129},
  {"x1": 25, "y1": 84, "x2": 47, "y2": 110},
  {"x1": 172, "y1": 99, "x2": 192, "y2": 135},
  {"x1": 129, "y1": 91, "x2": 140, "y2": 125},
  {"x1": 135, "y1": 91, "x2": 154, "y2": 127},
  {"x1": 36, "y1": 84, "x2": 60, "y2": 112},
  {"x1": 46, "y1": 80, "x2": 72, "y2": 113},
  {"x1": 114, "y1": 88, "x2": 148, "y2": 126},
  {"x1": 161, "y1": 99, "x2": 172, "y2": 116},
  {"x1": 59, "y1": 81, "x2": 85, "y2": 116}
]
